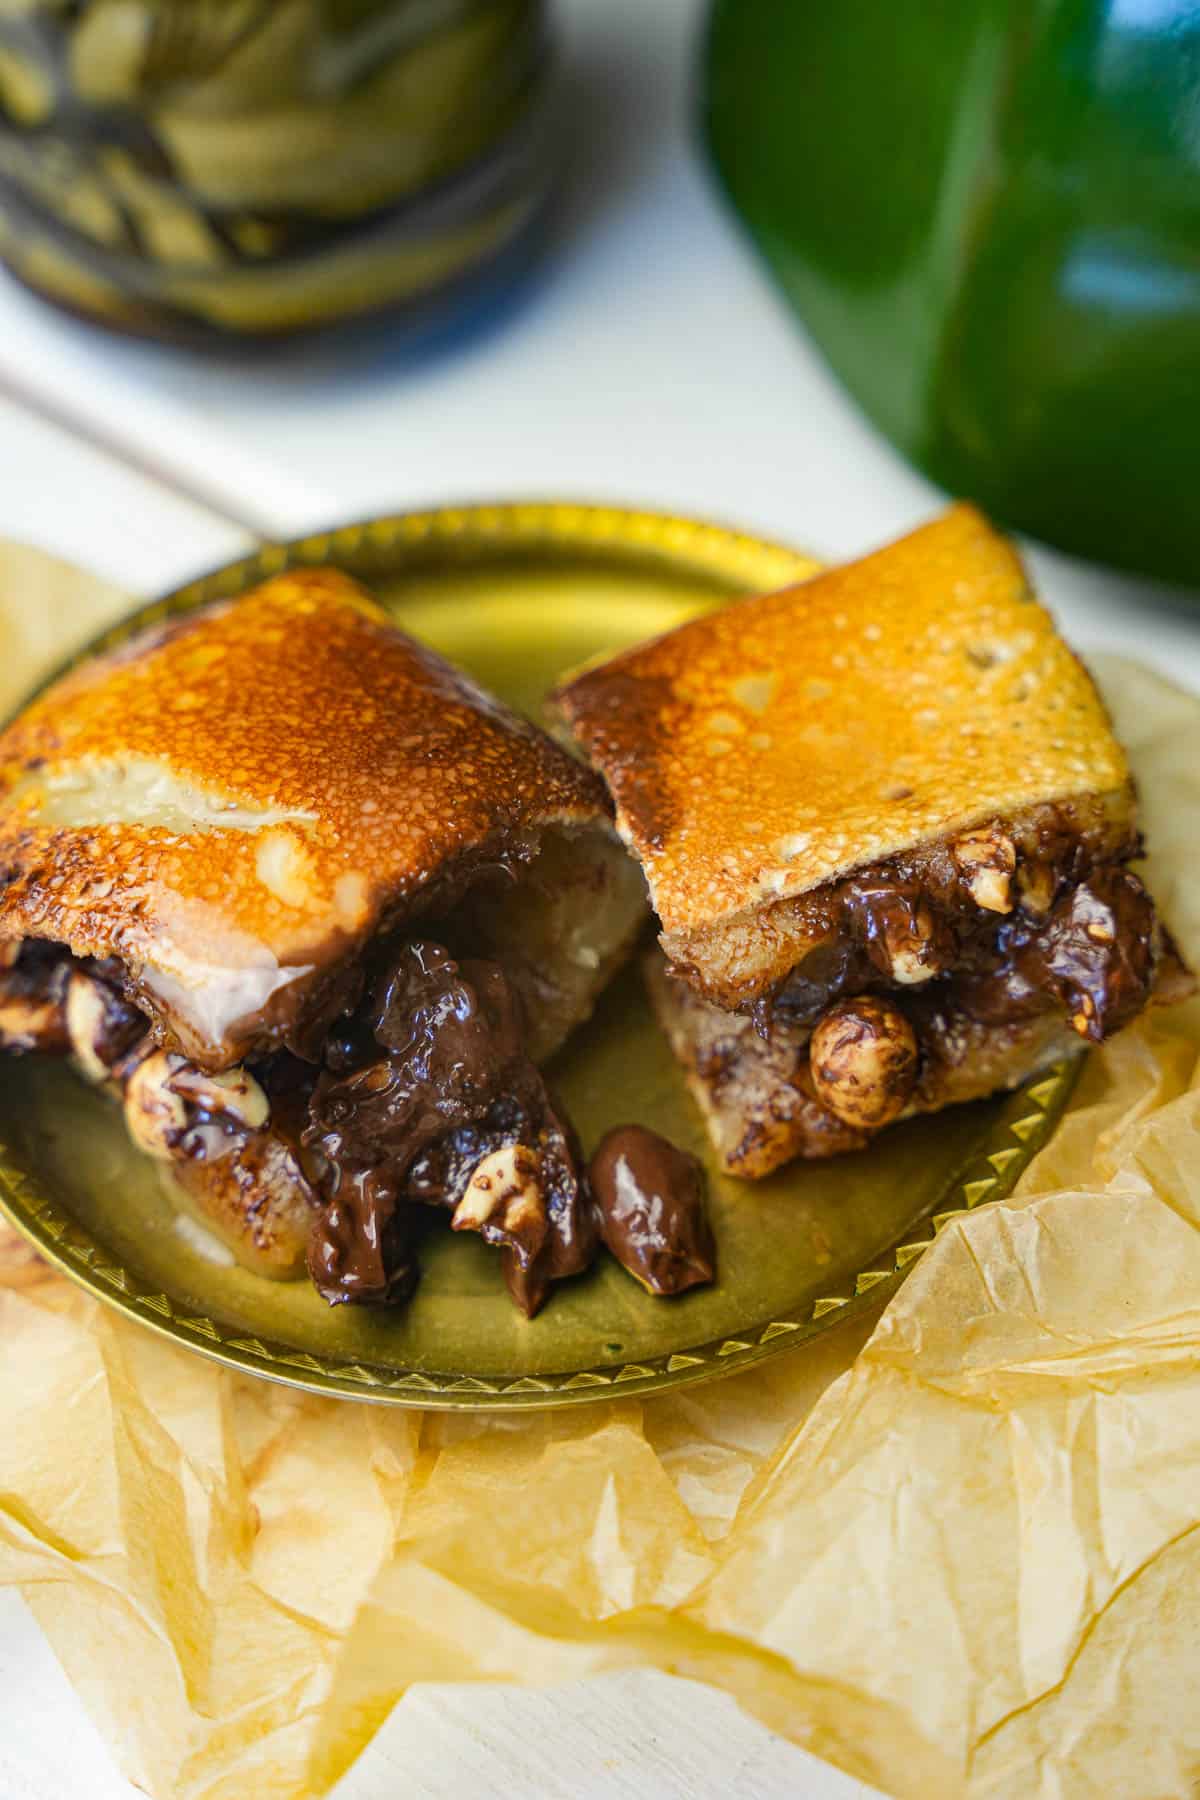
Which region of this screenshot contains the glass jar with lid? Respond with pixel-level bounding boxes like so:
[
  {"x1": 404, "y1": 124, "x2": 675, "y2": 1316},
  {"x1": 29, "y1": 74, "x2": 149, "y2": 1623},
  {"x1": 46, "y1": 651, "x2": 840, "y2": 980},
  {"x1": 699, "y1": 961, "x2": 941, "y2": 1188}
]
[{"x1": 0, "y1": 0, "x2": 552, "y2": 343}]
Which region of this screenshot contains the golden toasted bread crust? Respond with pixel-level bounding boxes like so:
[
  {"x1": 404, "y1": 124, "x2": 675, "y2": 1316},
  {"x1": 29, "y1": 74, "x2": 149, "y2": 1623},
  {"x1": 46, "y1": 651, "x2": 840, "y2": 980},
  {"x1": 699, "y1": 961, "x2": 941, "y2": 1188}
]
[
  {"x1": 558, "y1": 506, "x2": 1130, "y2": 958},
  {"x1": 0, "y1": 570, "x2": 611, "y2": 1064}
]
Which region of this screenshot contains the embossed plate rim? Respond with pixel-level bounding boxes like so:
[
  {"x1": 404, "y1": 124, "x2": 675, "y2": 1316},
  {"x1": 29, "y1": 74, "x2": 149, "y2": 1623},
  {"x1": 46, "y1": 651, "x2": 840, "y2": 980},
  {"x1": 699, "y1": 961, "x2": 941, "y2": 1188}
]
[{"x1": 0, "y1": 501, "x2": 1084, "y2": 1409}]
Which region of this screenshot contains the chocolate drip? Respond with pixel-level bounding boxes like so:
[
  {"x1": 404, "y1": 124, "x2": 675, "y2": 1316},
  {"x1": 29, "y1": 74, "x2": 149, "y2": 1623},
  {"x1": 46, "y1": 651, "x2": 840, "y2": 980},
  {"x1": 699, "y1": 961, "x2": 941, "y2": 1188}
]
[
  {"x1": 408, "y1": 1091, "x2": 596, "y2": 1318},
  {"x1": 305, "y1": 1162, "x2": 420, "y2": 1307},
  {"x1": 589, "y1": 1125, "x2": 715, "y2": 1297}
]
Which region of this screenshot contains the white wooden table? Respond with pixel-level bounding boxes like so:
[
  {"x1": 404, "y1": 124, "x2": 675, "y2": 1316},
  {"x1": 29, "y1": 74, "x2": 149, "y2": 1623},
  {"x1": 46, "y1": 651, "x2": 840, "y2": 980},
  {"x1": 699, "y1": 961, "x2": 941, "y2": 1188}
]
[{"x1": 0, "y1": 3, "x2": 1197, "y2": 1794}]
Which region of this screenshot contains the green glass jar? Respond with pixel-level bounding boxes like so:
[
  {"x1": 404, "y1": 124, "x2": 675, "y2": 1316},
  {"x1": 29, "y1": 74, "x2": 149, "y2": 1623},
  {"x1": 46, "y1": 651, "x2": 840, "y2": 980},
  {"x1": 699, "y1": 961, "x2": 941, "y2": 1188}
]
[
  {"x1": 705, "y1": 0, "x2": 1200, "y2": 590},
  {"x1": 0, "y1": 0, "x2": 551, "y2": 343}
]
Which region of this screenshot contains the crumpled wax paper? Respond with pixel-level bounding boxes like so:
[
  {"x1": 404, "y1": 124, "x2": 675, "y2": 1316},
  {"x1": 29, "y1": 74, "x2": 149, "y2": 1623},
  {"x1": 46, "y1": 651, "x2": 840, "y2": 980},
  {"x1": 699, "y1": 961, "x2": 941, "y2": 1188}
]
[{"x1": 2, "y1": 546, "x2": 1200, "y2": 1800}]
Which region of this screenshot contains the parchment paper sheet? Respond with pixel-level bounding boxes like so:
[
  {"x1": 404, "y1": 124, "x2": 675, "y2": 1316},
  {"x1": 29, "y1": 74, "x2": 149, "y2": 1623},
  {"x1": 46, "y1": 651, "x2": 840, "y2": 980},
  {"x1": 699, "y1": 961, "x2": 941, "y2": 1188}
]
[{"x1": 1, "y1": 548, "x2": 1198, "y2": 1799}]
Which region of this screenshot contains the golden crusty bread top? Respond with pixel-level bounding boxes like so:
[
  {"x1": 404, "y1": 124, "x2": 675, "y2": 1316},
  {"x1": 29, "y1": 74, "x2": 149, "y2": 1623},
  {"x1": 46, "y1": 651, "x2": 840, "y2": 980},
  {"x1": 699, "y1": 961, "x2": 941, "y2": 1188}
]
[
  {"x1": 0, "y1": 568, "x2": 611, "y2": 1065},
  {"x1": 556, "y1": 505, "x2": 1131, "y2": 947}
]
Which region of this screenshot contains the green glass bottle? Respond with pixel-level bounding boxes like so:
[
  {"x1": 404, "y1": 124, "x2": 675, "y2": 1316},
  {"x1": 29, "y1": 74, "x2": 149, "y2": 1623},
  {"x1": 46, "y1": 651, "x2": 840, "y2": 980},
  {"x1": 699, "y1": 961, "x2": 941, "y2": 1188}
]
[{"x1": 704, "y1": 0, "x2": 1200, "y2": 590}]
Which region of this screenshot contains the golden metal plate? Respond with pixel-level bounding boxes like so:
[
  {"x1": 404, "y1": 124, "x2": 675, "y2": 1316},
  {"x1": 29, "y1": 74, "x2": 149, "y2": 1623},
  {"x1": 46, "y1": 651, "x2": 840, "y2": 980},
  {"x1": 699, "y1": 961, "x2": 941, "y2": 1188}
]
[{"x1": 0, "y1": 503, "x2": 1081, "y2": 1408}]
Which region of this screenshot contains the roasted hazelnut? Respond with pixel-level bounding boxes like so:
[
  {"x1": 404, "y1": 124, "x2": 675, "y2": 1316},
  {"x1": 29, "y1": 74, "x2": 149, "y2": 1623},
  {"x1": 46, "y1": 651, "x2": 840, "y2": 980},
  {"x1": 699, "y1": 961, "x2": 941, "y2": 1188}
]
[
  {"x1": 65, "y1": 972, "x2": 112, "y2": 1083},
  {"x1": 845, "y1": 885, "x2": 945, "y2": 986},
  {"x1": 809, "y1": 996, "x2": 918, "y2": 1131},
  {"x1": 953, "y1": 828, "x2": 1017, "y2": 913},
  {"x1": 1069, "y1": 994, "x2": 1097, "y2": 1038},
  {"x1": 123, "y1": 1053, "x2": 269, "y2": 1160},
  {"x1": 124, "y1": 1051, "x2": 189, "y2": 1159},
  {"x1": 886, "y1": 906, "x2": 943, "y2": 985},
  {"x1": 1018, "y1": 861, "x2": 1056, "y2": 917},
  {"x1": 168, "y1": 1064, "x2": 270, "y2": 1133},
  {"x1": 65, "y1": 970, "x2": 145, "y2": 1084},
  {"x1": 166, "y1": 1132, "x2": 316, "y2": 1280},
  {"x1": 452, "y1": 1144, "x2": 548, "y2": 1264}
]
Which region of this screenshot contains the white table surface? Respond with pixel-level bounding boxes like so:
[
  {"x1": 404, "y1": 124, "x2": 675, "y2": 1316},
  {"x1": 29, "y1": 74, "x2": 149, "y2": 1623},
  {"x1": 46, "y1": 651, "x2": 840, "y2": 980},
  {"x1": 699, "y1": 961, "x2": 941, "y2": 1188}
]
[{"x1": 0, "y1": 2, "x2": 1197, "y2": 1796}]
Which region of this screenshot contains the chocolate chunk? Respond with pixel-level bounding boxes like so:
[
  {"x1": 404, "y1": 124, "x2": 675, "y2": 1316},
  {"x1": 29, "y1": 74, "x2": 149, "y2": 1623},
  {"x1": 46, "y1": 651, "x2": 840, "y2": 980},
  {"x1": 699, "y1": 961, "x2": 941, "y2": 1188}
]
[
  {"x1": 957, "y1": 866, "x2": 1159, "y2": 1040},
  {"x1": 303, "y1": 940, "x2": 593, "y2": 1315},
  {"x1": 306, "y1": 1163, "x2": 420, "y2": 1307},
  {"x1": 1038, "y1": 867, "x2": 1158, "y2": 1041},
  {"x1": 589, "y1": 1125, "x2": 715, "y2": 1297}
]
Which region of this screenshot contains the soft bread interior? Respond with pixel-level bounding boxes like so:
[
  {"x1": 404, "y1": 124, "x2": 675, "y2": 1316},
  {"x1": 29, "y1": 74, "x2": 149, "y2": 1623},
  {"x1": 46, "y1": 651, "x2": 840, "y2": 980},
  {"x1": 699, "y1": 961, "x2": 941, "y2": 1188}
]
[{"x1": 442, "y1": 823, "x2": 648, "y2": 1063}]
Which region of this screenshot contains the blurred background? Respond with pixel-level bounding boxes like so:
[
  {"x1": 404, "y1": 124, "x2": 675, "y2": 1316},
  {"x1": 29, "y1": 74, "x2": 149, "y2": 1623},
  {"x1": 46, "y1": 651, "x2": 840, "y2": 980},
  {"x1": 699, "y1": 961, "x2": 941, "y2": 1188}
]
[{"x1": 0, "y1": 0, "x2": 1196, "y2": 664}]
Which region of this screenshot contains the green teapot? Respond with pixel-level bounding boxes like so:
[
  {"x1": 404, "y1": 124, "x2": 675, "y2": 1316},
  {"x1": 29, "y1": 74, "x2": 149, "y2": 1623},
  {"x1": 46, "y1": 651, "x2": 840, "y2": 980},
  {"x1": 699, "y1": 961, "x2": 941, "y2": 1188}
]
[
  {"x1": 705, "y1": 0, "x2": 1200, "y2": 589},
  {"x1": 0, "y1": 0, "x2": 549, "y2": 342}
]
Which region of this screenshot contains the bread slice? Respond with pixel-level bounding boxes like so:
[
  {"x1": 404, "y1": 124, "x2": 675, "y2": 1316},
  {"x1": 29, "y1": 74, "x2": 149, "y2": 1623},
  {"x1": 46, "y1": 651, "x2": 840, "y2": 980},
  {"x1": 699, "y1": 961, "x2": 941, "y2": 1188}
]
[
  {"x1": 559, "y1": 508, "x2": 1190, "y2": 1175},
  {"x1": 556, "y1": 505, "x2": 1133, "y2": 1008},
  {"x1": 0, "y1": 569, "x2": 646, "y2": 1067}
]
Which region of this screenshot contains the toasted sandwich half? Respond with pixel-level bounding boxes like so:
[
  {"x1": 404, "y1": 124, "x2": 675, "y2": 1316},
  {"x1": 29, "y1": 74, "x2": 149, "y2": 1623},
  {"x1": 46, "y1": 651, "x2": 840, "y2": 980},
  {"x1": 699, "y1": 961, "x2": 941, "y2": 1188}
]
[
  {"x1": 0, "y1": 569, "x2": 647, "y2": 1309},
  {"x1": 555, "y1": 506, "x2": 1192, "y2": 1177}
]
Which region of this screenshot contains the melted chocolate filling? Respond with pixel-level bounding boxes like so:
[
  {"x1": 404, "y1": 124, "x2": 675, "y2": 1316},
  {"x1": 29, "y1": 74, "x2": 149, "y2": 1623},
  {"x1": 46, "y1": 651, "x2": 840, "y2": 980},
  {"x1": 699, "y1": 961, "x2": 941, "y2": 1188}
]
[
  {"x1": 2, "y1": 932, "x2": 708, "y2": 1319},
  {"x1": 9, "y1": 807, "x2": 1170, "y2": 1313},
  {"x1": 86, "y1": 966, "x2": 147, "y2": 1070},
  {"x1": 301, "y1": 940, "x2": 594, "y2": 1315},
  {"x1": 589, "y1": 1125, "x2": 714, "y2": 1297},
  {"x1": 0, "y1": 944, "x2": 143, "y2": 1062},
  {"x1": 955, "y1": 865, "x2": 1157, "y2": 1039},
  {"x1": 765, "y1": 844, "x2": 1160, "y2": 1050}
]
